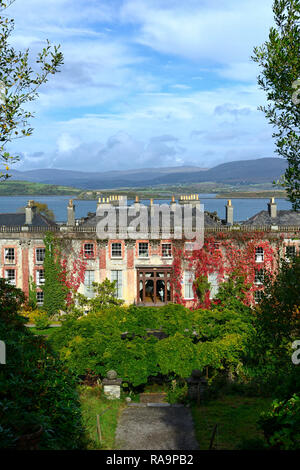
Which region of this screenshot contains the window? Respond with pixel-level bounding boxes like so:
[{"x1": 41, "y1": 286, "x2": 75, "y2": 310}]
[
  {"x1": 255, "y1": 247, "x2": 264, "y2": 263},
  {"x1": 36, "y1": 291, "x2": 44, "y2": 306},
  {"x1": 255, "y1": 268, "x2": 264, "y2": 285},
  {"x1": 138, "y1": 242, "x2": 149, "y2": 258},
  {"x1": 84, "y1": 243, "x2": 95, "y2": 258},
  {"x1": 4, "y1": 248, "x2": 15, "y2": 264},
  {"x1": 111, "y1": 242, "x2": 122, "y2": 258},
  {"x1": 84, "y1": 270, "x2": 95, "y2": 298},
  {"x1": 5, "y1": 269, "x2": 15, "y2": 285},
  {"x1": 184, "y1": 271, "x2": 194, "y2": 300},
  {"x1": 111, "y1": 270, "x2": 123, "y2": 299},
  {"x1": 36, "y1": 269, "x2": 45, "y2": 286},
  {"x1": 184, "y1": 242, "x2": 194, "y2": 252},
  {"x1": 254, "y1": 290, "x2": 263, "y2": 303},
  {"x1": 162, "y1": 243, "x2": 172, "y2": 258},
  {"x1": 208, "y1": 272, "x2": 219, "y2": 299},
  {"x1": 286, "y1": 246, "x2": 296, "y2": 260},
  {"x1": 36, "y1": 248, "x2": 45, "y2": 263}
]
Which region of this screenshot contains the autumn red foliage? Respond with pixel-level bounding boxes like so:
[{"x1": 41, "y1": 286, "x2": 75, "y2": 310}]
[{"x1": 171, "y1": 232, "x2": 281, "y2": 309}]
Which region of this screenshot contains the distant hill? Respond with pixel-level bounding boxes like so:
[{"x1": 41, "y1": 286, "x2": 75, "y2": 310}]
[
  {"x1": 8, "y1": 158, "x2": 287, "y2": 189},
  {"x1": 0, "y1": 180, "x2": 81, "y2": 196},
  {"x1": 150, "y1": 158, "x2": 288, "y2": 185},
  {"x1": 9, "y1": 166, "x2": 208, "y2": 189}
]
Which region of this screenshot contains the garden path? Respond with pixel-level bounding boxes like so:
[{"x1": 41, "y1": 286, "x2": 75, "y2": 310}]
[{"x1": 115, "y1": 404, "x2": 199, "y2": 450}]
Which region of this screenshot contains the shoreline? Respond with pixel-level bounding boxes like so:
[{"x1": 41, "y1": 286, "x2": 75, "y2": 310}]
[
  {"x1": 216, "y1": 193, "x2": 287, "y2": 199},
  {"x1": 0, "y1": 191, "x2": 288, "y2": 200}
]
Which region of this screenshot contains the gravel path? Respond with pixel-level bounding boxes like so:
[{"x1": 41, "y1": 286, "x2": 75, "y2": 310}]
[{"x1": 115, "y1": 404, "x2": 199, "y2": 450}]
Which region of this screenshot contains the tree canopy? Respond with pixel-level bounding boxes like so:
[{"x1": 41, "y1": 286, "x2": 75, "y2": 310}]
[
  {"x1": 0, "y1": 0, "x2": 63, "y2": 178},
  {"x1": 252, "y1": 0, "x2": 300, "y2": 209}
]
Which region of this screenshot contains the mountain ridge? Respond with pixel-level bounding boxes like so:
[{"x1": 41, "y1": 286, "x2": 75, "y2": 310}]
[{"x1": 9, "y1": 158, "x2": 287, "y2": 190}]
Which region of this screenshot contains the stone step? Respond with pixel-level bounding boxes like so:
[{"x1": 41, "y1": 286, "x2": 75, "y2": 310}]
[
  {"x1": 147, "y1": 403, "x2": 170, "y2": 407},
  {"x1": 139, "y1": 392, "x2": 167, "y2": 403}
]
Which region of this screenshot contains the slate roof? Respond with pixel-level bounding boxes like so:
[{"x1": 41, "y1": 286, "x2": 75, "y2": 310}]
[
  {"x1": 243, "y1": 210, "x2": 300, "y2": 226},
  {"x1": 0, "y1": 212, "x2": 56, "y2": 227},
  {"x1": 80, "y1": 206, "x2": 221, "y2": 229}
]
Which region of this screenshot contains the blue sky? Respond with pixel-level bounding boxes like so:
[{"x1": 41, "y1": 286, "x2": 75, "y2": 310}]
[{"x1": 8, "y1": 0, "x2": 276, "y2": 172}]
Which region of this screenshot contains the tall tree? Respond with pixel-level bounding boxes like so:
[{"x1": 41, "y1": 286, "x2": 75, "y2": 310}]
[
  {"x1": 252, "y1": 0, "x2": 300, "y2": 209},
  {"x1": 0, "y1": 0, "x2": 63, "y2": 178}
]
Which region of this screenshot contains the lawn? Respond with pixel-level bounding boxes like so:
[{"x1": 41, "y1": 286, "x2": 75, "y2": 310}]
[
  {"x1": 79, "y1": 386, "x2": 126, "y2": 450},
  {"x1": 27, "y1": 326, "x2": 61, "y2": 338},
  {"x1": 191, "y1": 394, "x2": 272, "y2": 450}
]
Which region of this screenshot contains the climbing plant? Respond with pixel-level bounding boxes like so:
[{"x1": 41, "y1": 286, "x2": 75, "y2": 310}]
[
  {"x1": 171, "y1": 232, "x2": 281, "y2": 309},
  {"x1": 60, "y1": 246, "x2": 87, "y2": 307},
  {"x1": 193, "y1": 274, "x2": 211, "y2": 305},
  {"x1": 27, "y1": 275, "x2": 37, "y2": 310},
  {"x1": 42, "y1": 232, "x2": 67, "y2": 316},
  {"x1": 42, "y1": 234, "x2": 90, "y2": 314}
]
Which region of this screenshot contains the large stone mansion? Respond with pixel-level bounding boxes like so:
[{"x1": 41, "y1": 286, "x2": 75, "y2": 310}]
[{"x1": 0, "y1": 196, "x2": 299, "y2": 307}]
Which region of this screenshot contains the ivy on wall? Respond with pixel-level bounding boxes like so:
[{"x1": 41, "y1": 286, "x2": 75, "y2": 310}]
[
  {"x1": 42, "y1": 234, "x2": 90, "y2": 314},
  {"x1": 60, "y1": 246, "x2": 87, "y2": 307},
  {"x1": 171, "y1": 232, "x2": 284, "y2": 309},
  {"x1": 27, "y1": 275, "x2": 37, "y2": 310},
  {"x1": 42, "y1": 232, "x2": 68, "y2": 316}
]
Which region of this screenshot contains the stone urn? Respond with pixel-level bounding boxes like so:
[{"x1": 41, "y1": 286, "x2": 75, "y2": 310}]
[{"x1": 102, "y1": 370, "x2": 122, "y2": 399}]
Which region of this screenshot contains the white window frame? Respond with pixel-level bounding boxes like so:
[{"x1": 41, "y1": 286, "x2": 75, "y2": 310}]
[
  {"x1": 208, "y1": 272, "x2": 219, "y2": 299},
  {"x1": 36, "y1": 291, "x2": 44, "y2": 306},
  {"x1": 255, "y1": 247, "x2": 264, "y2": 263},
  {"x1": 5, "y1": 269, "x2": 16, "y2": 285},
  {"x1": 254, "y1": 268, "x2": 264, "y2": 285},
  {"x1": 36, "y1": 269, "x2": 45, "y2": 286},
  {"x1": 4, "y1": 248, "x2": 15, "y2": 264},
  {"x1": 111, "y1": 242, "x2": 122, "y2": 258},
  {"x1": 138, "y1": 242, "x2": 149, "y2": 258},
  {"x1": 184, "y1": 242, "x2": 194, "y2": 252},
  {"x1": 184, "y1": 271, "x2": 194, "y2": 300},
  {"x1": 285, "y1": 245, "x2": 296, "y2": 261},
  {"x1": 162, "y1": 243, "x2": 172, "y2": 258},
  {"x1": 84, "y1": 243, "x2": 95, "y2": 258},
  {"x1": 111, "y1": 270, "x2": 123, "y2": 299},
  {"x1": 36, "y1": 248, "x2": 45, "y2": 264},
  {"x1": 84, "y1": 270, "x2": 95, "y2": 298}
]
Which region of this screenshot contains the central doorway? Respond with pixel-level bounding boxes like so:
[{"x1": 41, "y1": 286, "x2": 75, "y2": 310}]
[{"x1": 137, "y1": 267, "x2": 173, "y2": 305}]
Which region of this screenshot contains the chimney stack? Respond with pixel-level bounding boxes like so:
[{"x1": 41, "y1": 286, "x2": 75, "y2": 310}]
[
  {"x1": 149, "y1": 198, "x2": 155, "y2": 217},
  {"x1": 268, "y1": 197, "x2": 277, "y2": 219},
  {"x1": 225, "y1": 199, "x2": 234, "y2": 225},
  {"x1": 67, "y1": 199, "x2": 75, "y2": 226},
  {"x1": 170, "y1": 195, "x2": 177, "y2": 211},
  {"x1": 134, "y1": 195, "x2": 140, "y2": 210},
  {"x1": 25, "y1": 200, "x2": 36, "y2": 225}
]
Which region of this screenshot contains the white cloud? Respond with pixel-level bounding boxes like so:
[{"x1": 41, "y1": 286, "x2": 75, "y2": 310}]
[
  {"x1": 171, "y1": 84, "x2": 191, "y2": 90},
  {"x1": 5, "y1": 0, "x2": 276, "y2": 172},
  {"x1": 121, "y1": 0, "x2": 274, "y2": 65},
  {"x1": 57, "y1": 133, "x2": 81, "y2": 153}
]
